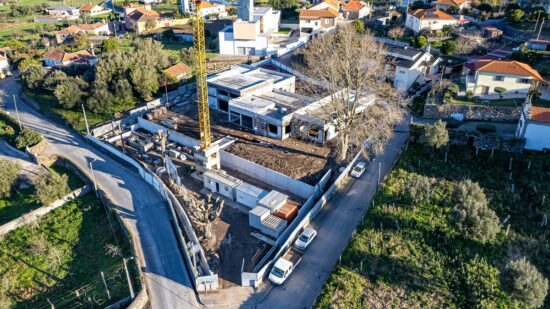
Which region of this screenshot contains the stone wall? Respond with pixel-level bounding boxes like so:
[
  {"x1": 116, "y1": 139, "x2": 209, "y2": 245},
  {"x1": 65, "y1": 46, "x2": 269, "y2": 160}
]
[
  {"x1": 448, "y1": 130, "x2": 525, "y2": 153},
  {"x1": 424, "y1": 103, "x2": 522, "y2": 122}
]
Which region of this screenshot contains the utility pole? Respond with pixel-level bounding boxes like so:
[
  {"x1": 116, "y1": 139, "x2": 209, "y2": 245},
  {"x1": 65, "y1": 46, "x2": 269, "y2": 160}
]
[
  {"x1": 534, "y1": 11, "x2": 542, "y2": 32},
  {"x1": 12, "y1": 95, "x2": 22, "y2": 130},
  {"x1": 537, "y1": 18, "x2": 545, "y2": 40},
  {"x1": 123, "y1": 258, "x2": 135, "y2": 299},
  {"x1": 81, "y1": 104, "x2": 90, "y2": 135},
  {"x1": 100, "y1": 271, "x2": 111, "y2": 300}
]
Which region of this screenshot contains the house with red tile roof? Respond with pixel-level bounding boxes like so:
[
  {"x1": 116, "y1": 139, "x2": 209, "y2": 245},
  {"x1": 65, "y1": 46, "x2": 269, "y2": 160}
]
[
  {"x1": 80, "y1": 2, "x2": 107, "y2": 16},
  {"x1": 198, "y1": 1, "x2": 227, "y2": 17},
  {"x1": 433, "y1": 0, "x2": 471, "y2": 11},
  {"x1": 54, "y1": 22, "x2": 111, "y2": 43},
  {"x1": 405, "y1": 9, "x2": 458, "y2": 33},
  {"x1": 342, "y1": 0, "x2": 371, "y2": 20},
  {"x1": 516, "y1": 104, "x2": 550, "y2": 151},
  {"x1": 299, "y1": 0, "x2": 339, "y2": 33},
  {"x1": 163, "y1": 63, "x2": 192, "y2": 81},
  {"x1": 43, "y1": 49, "x2": 97, "y2": 67},
  {"x1": 463, "y1": 60, "x2": 544, "y2": 98}
]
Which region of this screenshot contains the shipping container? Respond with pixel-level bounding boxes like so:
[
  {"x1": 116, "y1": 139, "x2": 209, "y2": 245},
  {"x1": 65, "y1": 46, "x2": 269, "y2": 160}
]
[
  {"x1": 260, "y1": 215, "x2": 288, "y2": 239},
  {"x1": 258, "y1": 190, "x2": 288, "y2": 213},
  {"x1": 249, "y1": 206, "x2": 270, "y2": 230},
  {"x1": 273, "y1": 200, "x2": 299, "y2": 223},
  {"x1": 236, "y1": 182, "x2": 268, "y2": 209}
]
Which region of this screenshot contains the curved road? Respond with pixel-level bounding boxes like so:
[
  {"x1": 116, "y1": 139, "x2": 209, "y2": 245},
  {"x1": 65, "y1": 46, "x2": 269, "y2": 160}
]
[{"x1": 0, "y1": 77, "x2": 201, "y2": 309}]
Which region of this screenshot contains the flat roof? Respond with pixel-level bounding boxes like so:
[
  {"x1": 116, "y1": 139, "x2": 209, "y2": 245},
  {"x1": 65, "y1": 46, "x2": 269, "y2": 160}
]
[
  {"x1": 204, "y1": 169, "x2": 243, "y2": 187},
  {"x1": 208, "y1": 65, "x2": 293, "y2": 93},
  {"x1": 229, "y1": 90, "x2": 315, "y2": 120},
  {"x1": 236, "y1": 182, "x2": 268, "y2": 198}
]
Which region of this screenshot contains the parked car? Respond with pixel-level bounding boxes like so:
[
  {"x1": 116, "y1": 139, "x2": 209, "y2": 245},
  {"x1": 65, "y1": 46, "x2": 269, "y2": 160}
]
[
  {"x1": 269, "y1": 247, "x2": 303, "y2": 285},
  {"x1": 350, "y1": 162, "x2": 366, "y2": 178},
  {"x1": 294, "y1": 227, "x2": 317, "y2": 250}
]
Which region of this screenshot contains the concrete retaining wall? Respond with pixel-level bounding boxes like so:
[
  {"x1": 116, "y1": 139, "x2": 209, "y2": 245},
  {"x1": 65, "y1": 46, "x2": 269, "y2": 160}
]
[
  {"x1": 220, "y1": 150, "x2": 314, "y2": 199},
  {"x1": 0, "y1": 185, "x2": 91, "y2": 236},
  {"x1": 137, "y1": 117, "x2": 200, "y2": 148},
  {"x1": 423, "y1": 103, "x2": 522, "y2": 122}
]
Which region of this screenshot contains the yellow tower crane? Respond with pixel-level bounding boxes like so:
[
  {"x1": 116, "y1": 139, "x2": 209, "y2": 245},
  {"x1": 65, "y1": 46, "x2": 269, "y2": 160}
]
[{"x1": 193, "y1": 0, "x2": 212, "y2": 149}]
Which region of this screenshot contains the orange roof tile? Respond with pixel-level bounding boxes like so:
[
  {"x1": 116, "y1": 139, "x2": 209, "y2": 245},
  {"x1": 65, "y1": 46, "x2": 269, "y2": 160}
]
[
  {"x1": 78, "y1": 22, "x2": 108, "y2": 30},
  {"x1": 343, "y1": 0, "x2": 365, "y2": 11},
  {"x1": 80, "y1": 2, "x2": 98, "y2": 12},
  {"x1": 43, "y1": 49, "x2": 94, "y2": 63},
  {"x1": 55, "y1": 24, "x2": 82, "y2": 35},
  {"x1": 127, "y1": 7, "x2": 160, "y2": 22},
  {"x1": 433, "y1": 0, "x2": 467, "y2": 6},
  {"x1": 410, "y1": 9, "x2": 456, "y2": 20},
  {"x1": 531, "y1": 106, "x2": 550, "y2": 123},
  {"x1": 198, "y1": 1, "x2": 222, "y2": 9},
  {"x1": 300, "y1": 8, "x2": 338, "y2": 18},
  {"x1": 164, "y1": 63, "x2": 191, "y2": 79},
  {"x1": 475, "y1": 60, "x2": 544, "y2": 81}
]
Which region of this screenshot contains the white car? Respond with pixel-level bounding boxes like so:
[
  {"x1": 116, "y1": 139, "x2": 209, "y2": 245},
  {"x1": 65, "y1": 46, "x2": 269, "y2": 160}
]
[
  {"x1": 350, "y1": 162, "x2": 366, "y2": 178},
  {"x1": 294, "y1": 227, "x2": 317, "y2": 250}
]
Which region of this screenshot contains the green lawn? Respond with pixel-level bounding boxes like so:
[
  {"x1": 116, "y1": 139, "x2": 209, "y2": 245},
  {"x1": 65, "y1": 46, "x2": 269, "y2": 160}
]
[
  {"x1": 316, "y1": 144, "x2": 550, "y2": 308},
  {"x1": 275, "y1": 28, "x2": 292, "y2": 34},
  {"x1": 449, "y1": 97, "x2": 523, "y2": 107},
  {"x1": 0, "y1": 193, "x2": 139, "y2": 308}
]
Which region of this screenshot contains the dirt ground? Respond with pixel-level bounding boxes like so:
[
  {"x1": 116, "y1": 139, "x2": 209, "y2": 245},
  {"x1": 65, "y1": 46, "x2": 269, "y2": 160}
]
[{"x1": 161, "y1": 105, "x2": 333, "y2": 185}]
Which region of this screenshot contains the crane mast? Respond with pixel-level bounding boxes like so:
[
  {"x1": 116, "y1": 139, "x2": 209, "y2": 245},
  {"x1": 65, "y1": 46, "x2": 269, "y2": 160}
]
[{"x1": 193, "y1": 0, "x2": 212, "y2": 149}]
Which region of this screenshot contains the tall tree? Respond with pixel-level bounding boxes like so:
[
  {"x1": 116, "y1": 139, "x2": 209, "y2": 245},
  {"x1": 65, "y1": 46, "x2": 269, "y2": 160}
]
[
  {"x1": 54, "y1": 77, "x2": 87, "y2": 109},
  {"x1": 298, "y1": 28, "x2": 404, "y2": 161},
  {"x1": 425, "y1": 120, "x2": 449, "y2": 149}
]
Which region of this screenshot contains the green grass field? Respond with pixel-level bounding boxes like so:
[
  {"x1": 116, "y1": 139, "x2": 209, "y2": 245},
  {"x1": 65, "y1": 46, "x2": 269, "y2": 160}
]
[
  {"x1": 0, "y1": 193, "x2": 139, "y2": 308},
  {"x1": 316, "y1": 144, "x2": 550, "y2": 308}
]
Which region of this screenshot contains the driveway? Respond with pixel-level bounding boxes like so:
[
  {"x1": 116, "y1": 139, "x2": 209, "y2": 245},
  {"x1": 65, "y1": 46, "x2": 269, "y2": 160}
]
[{"x1": 0, "y1": 77, "x2": 201, "y2": 309}]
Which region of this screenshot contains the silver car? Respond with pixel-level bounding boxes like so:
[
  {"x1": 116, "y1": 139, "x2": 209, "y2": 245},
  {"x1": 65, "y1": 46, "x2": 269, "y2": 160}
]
[{"x1": 294, "y1": 227, "x2": 317, "y2": 250}]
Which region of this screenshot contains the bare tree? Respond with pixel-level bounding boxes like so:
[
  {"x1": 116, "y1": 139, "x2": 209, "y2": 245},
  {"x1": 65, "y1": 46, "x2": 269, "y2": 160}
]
[
  {"x1": 298, "y1": 27, "x2": 405, "y2": 161},
  {"x1": 184, "y1": 194, "x2": 224, "y2": 247},
  {"x1": 388, "y1": 26, "x2": 405, "y2": 43},
  {"x1": 104, "y1": 243, "x2": 122, "y2": 257},
  {"x1": 455, "y1": 32, "x2": 487, "y2": 55}
]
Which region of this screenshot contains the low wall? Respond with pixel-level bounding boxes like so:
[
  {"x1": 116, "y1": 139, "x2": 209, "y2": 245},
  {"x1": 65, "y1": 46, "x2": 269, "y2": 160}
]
[
  {"x1": 423, "y1": 103, "x2": 522, "y2": 122},
  {"x1": 137, "y1": 117, "x2": 200, "y2": 148},
  {"x1": 220, "y1": 150, "x2": 314, "y2": 199},
  {"x1": 449, "y1": 130, "x2": 525, "y2": 153},
  {"x1": 87, "y1": 135, "x2": 218, "y2": 291},
  {"x1": 0, "y1": 185, "x2": 91, "y2": 236}
]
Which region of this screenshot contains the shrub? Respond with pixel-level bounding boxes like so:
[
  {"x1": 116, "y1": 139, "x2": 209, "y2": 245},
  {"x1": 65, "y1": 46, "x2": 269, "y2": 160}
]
[
  {"x1": 405, "y1": 173, "x2": 432, "y2": 204},
  {"x1": 453, "y1": 180, "x2": 500, "y2": 243},
  {"x1": 447, "y1": 83, "x2": 460, "y2": 95},
  {"x1": 501, "y1": 258, "x2": 548, "y2": 308},
  {"x1": 33, "y1": 172, "x2": 70, "y2": 206},
  {"x1": 466, "y1": 90, "x2": 474, "y2": 100},
  {"x1": 476, "y1": 124, "x2": 496, "y2": 134},
  {"x1": 0, "y1": 160, "x2": 21, "y2": 198},
  {"x1": 15, "y1": 128, "x2": 42, "y2": 149}
]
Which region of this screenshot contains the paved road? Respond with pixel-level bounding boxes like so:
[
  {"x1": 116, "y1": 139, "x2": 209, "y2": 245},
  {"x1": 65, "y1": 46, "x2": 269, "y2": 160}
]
[
  {"x1": 0, "y1": 77, "x2": 201, "y2": 309},
  {"x1": 252, "y1": 123, "x2": 410, "y2": 309}
]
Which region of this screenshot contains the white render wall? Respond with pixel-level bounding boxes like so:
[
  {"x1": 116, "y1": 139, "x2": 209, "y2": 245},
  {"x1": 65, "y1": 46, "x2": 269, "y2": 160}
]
[
  {"x1": 523, "y1": 123, "x2": 550, "y2": 151},
  {"x1": 219, "y1": 28, "x2": 272, "y2": 55},
  {"x1": 467, "y1": 72, "x2": 534, "y2": 96},
  {"x1": 405, "y1": 14, "x2": 457, "y2": 33},
  {"x1": 300, "y1": 19, "x2": 321, "y2": 31}
]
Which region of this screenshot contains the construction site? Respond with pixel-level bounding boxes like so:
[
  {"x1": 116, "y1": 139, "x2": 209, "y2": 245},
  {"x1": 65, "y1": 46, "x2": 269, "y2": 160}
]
[{"x1": 88, "y1": 1, "x2": 375, "y2": 291}]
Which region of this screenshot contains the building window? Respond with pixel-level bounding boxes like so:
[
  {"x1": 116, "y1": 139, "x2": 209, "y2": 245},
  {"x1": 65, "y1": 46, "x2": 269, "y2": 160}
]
[
  {"x1": 493, "y1": 75, "x2": 505, "y2": 81},
  {"x1": 399, "y1": 70, "x2": 406, "y2": 74},
  {"x1": 268, "y1": 124, "x2": 278, "y2": 135},
  {"x1": 218, "y1": 100, "x2": 229, "y2": 112},
  {"x1": 518, "y1": 78, "x2": 531, "y2": 84}
]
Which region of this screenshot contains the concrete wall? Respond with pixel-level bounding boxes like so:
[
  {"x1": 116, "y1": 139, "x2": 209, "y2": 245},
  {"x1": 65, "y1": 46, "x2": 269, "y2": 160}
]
[
  {"x1": 0, "y1": 185, "x2": 91, "y2": 236},
  {"x1": 524, "y1": 123, "x2": 550, "y2": 151},
  {"x1": 137, "y1": 117, "x2": 200, "y2": 148},
  {"x1": 220, "y1": 150, "x2": 314, "y2": 199}
]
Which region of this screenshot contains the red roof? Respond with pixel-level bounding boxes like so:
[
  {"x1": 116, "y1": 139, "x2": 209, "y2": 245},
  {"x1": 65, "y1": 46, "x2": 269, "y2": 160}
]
[
  {"x1": 531, "y1": 106, "x2": 550, "y2": 123},
  {"x1": 343, "y1": 0, "x2": 366, "y2": 11},
  {"x1": 530, "y1": 39, "x2": 550, "y2": 45},
  {"x1": 163, "y1": 63, "x2": 191, "y2": 79},
  {"x1": 410, "y1": 9, "x2": 457, "y2": 20},
  {"x1": 43, "y1": 49, "x2": 94, "y2": 63}
]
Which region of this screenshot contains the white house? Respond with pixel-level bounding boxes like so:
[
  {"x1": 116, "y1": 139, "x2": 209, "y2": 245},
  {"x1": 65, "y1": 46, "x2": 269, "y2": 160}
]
[
  {"x1": 198, "y1": 1, "x2": 227, "y2": 18},
  {"x1": 0, "y1": 52, "x2": 10, "y2": 79},
  {"x1": 218, "y1": 5, "x2": 282, "y2": 55},
  {"x1": 299, "y1": 0, "x2": 339, "y2": 33},
  {"x1": 405, "y1": 9, "x2": 458, "y2": 33},
  {"x1": 387, "y1": 46, "x2": 441, "y2": 90},
  {"x1": 516, "y1": 104, "x2": 550, "y2": 151},
  {"x1": 54, "y1": 22, "x2": 111, "y2": 43},
  {"x1": 433, "y1": 0, "x2": 471, "y2": 11},
  {"x1": 43, "y1": 49, "x2": 98, "y2": 67},
  {"x1": 463, "y1": 60, "x2": 544, "y2": 98},
  {"x1": 80, "y1": 3, "x2": 107, "y2": 16},
  {"x1": 46, "y1": 5, "x2": 80, "y2": 17},
  {"x1": 342, "y1": 0, "x2": 371, "y2": 20}
]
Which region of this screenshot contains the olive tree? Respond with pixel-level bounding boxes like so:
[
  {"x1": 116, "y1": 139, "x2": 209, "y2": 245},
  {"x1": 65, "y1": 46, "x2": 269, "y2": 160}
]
[
  {"x1": 33, "y1": 172, "x2": 70, "y2": 206},
  {"x1": 501, "y1": 257, "x2": 548, "y2": 308},
  {"x1": 453, "y1": 180, "x2": 500, "y2": 243},
  {"x1": 298, "y1": 27, "x2": 404, "y2": 161},
  {"x1": 425, "y1": 120, "x2": 449, "y2": 150},
  {"x1": 405, "y1": 173, "x2": 432, "y2": 204},
  {"x1": 0, "y1": 160, "x2": 21, "y2": 198}
]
